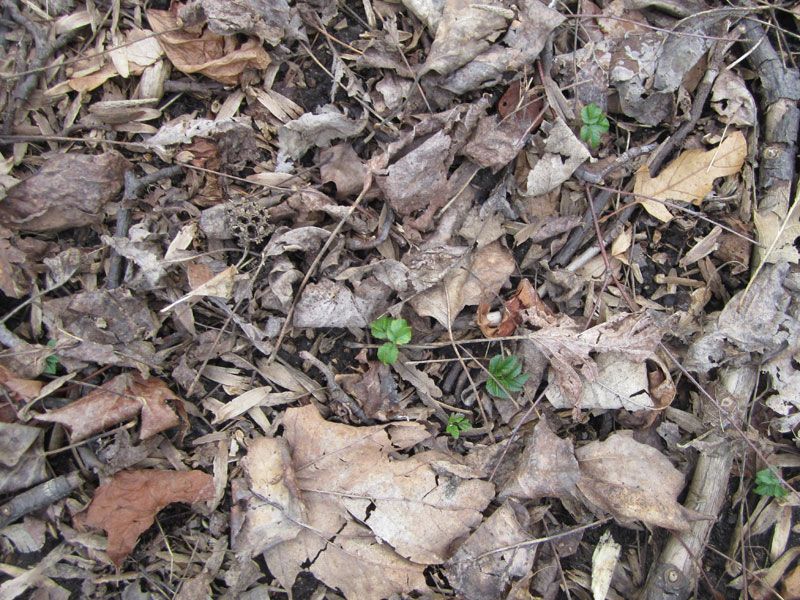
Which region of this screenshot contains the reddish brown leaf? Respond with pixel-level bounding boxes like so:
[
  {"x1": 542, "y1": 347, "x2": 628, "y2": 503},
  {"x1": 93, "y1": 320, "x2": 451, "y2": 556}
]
[
  {"x1": 35, "y1": 373, "x2": 181, "y2": 442},
  {"x1": 77, "y1": 469, "x2": 214, "y2": 566},
  {"x1": 477, "y1": 279, "x2": 545, "y2": 338},
  {"x1": 0, "y1": 152, "x2": 130, "y2": 233}
]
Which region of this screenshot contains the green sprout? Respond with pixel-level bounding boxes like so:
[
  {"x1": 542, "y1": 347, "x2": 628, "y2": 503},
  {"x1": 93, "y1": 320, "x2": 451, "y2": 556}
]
[
  {"x1": 446, "y1": 414, "x2": 472, "y2": 439},
  {"x1": 580, "y1": 103, "x2": 609, "y2": 149},
  {"x1": 486, "y1": 354, "x2": 529, "y2": 399},
  {"x1": 43, "y1": 339, "x2": 59, "y2": 375},
  {"x1": 370, "y1": 316, "x2": 412, "y2": 365},
  {"x1": 754, "y1": 468, "x2": 789, "y2": 499}
]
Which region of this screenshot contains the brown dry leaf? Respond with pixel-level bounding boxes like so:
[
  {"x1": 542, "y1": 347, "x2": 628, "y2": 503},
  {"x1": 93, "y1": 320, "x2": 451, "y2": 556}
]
[
  {"x1": 444, "y1": 499, "x2": 536, "y2": 600},
  {"x1": 76, "y1": 469, "x2": 214, "y2": 566},
  {"x1": 0, "y1": 227, "x2": 30, "y2": 299},
  {"x1": 634, "y1": 131, "x2": 747, "y2": 222},
  {"x1": 523, "y1": 118, "x2": 591, "y2": 197},
  {"x1": 339, "y1": 361, "x2": 403, "y2": 421},
  {"x1": 237, "y1": 406, "x2": 494, "y2": 599},
  {"x1": 477, "y1": 278, "x2": 538, "y2": 338},
  {"x1": 575, "y1": 432, "x2": 708, "y2": 531},
  {"x1": 410, "y1": 241, "x2": 515, "y2": 327},
  {"x1": 0, "y1": 152, "x2": 130, "y2": 233},
  {"x1": 35, "y1": 373, "x2": 181, "y2": 442},
  {"x1": 498, "y1": 419, "x2": 580, "y2": 501},
  {"x1": 147, "y1": 8, "x2": 270, "y2": 85},
  {"x1": 0, "y1": 423, "x2": 48, "y2": 494},
  {"x1": 160, "y1": 265, "x2": 237, "y2": 314}
]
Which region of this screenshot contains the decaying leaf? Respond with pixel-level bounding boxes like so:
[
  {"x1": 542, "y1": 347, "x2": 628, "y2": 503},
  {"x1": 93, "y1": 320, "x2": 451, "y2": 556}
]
[
  {"x1": 147, "y1": 8, "x2": 270, "y2": 85},
  {"x1": 236, "y1": 405, "x2": 494, "y2": 599},
  {"x1": 293, "y1": 277, "x2": 391, "y2": 328},
  {"x1": 278, "y1": 106, "x2": 368, "y2": 160},
  {"x1": 444, "y1": 499, "x2": 535, "y2": 600},
  {"x1": 76, "y1": 469, "x2": 214, "y2": 565},
  {"x1": 634, "y1": 131, "x2": 747, "y2": 221},
  {"x1": 189, "y1": 0, "x2": 306, "y2": 45},
  {"x1": 478, "y1": 279, "x2": 538, "y2": 337},
  {"x1": 576, "y1": 432, "x2": 708, "y2": 531},
  {"x1": 35, "y1": 373, "x2": 182, "y2": 442},
  {"x1": 0, "y1": 152, "x2": 130, "y2": 233},
  {"x1": 0, "y1": 423, "x2": 48, "y2": 494},
  {"x1": 523, "y1": 118, "x2": 591, "y2": 197},
  {"x1": 410, "y1": 241, "x2": 515, "y2": 326}
]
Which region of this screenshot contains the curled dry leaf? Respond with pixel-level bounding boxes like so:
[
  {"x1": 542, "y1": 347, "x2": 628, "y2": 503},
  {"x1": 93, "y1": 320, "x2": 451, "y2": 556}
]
[
  {"x1": 35, "y1": 373, "x2": 182, "y2": 442},
  {"x1": 147, "y1": 8, "x2": 270, "y2": 85},
  {"x1": 477, "y1": 278, "x2": 538, "y2": 338},
  {"x1": 236, "y1": 406, "x2": 494, "y2": 599},
  {"x1": 76, "y1": 469, "x2": 214, "y2": 566},
  {"x1": 634, "y1": 131, "x2": 747, "y2": 222},
  {"x1": 0, "y1": 152, "x2": 130, "y2": 233}
]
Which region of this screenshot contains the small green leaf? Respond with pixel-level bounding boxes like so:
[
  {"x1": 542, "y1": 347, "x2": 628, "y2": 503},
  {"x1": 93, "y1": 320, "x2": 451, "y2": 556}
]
[
  {"x1": 486, "y1": 354, "x2": 529, "y2": 399},
  {"x1": 44, "y1": 354, "x2": 59, "y2": 375},
  {"x1": 579, "y1": 104, "x2": 609, "y2": 149},
  {"x1": 377, "y1": 342, "x2": 399, "y2": 365},
  {"x1": 446, "y1": 414, "x2": 472, "y2": 439},
  {"x1": 370, "y1": 315, "x2": 392, "y2": 340},
  {"x1": 754, "y1": 468, "x2": 789, "y2": 499},
  {"x1": 581, "y1": 103, "x2": 603, "y2": 125},
  {"x1": 386, "y1": 318, "x2": 412, "y2": 346}
]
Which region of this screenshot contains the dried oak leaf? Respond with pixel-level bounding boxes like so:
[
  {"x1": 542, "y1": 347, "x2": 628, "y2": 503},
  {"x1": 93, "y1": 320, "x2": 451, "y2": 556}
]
[
  {"x1": 0, "y1": 152, "x2": 130, "y2": 233},
  {"x1": 575, "y1": 432, "x2": 708, "y2": 531},
  {"x1": 237, "y1": 405, "x2": 494, "y2": 600},
  {"x1": 147, "y1": 8, "x2": 270, "y2": 85},
  {"x1": 634, "y1": 131, "x2": 747, "y2": 222},
  {"x1": 35, "y1": 373, "x2": 181, "y2": 442},
  {"x1": 76, "y1": 469, "x2": 214, "y2": 566}
]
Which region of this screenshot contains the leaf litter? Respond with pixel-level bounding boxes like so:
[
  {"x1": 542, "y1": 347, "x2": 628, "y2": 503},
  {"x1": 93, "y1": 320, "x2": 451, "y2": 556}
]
[{"x1": 0, "y1": 0, "x2": 798, "y2": 599}]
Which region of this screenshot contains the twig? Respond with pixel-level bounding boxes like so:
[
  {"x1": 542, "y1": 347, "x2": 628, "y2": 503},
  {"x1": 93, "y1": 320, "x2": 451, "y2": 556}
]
[
  {"x1": 2, "y1": 2, "x2": 78, "y2": 136},
  {"x1": 106, "y1": 165, "x2": 183, "y2": 290},
  {"x1": 298, "y1": 351, "x2": 372, "y2": 424},
  {"x1": 0, "y1": 472, "x2": 83, "y2": 529}
]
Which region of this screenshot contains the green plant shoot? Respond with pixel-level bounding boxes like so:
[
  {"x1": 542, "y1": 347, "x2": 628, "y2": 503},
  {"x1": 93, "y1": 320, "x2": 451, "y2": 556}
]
[
  {"x1": 754, "y1": 468, "x2": 788, "y2": 499},
  {"x1": 486, "y1": 354, "x2": 529, "y2": 399},
  {"x1": 446, "y1": 414, "x2": 472, "y2": 439},
  {"x1": 44, "y1": 339, "x2": 59, "y2": 375},
  {"x1": 370, "y1": 316, "x2": 412, "y2": 365},
  {"x1": 580, "y1": 103, "x2": 609, "y2": 149}
]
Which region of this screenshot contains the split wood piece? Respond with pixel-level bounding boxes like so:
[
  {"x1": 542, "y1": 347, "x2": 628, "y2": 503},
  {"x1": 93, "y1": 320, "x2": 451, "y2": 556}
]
[
  {"x1": 106, "y1": 165, "x2": 184, "y2": 290},
  {"x1": 0, "y1": 472, "x2": 83, "y2": 529},
  {"x1": 641, "y1": 19, "x2": 800, "y2": 600}
]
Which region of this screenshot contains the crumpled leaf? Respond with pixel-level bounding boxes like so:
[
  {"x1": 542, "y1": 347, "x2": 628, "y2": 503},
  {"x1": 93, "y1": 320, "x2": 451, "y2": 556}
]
[
  {"x1": 410, "y1": 241, "x2": 515, "y2": 326},
  {"x1": 0, "y1": 152, "x2": 130, "y2": 233},
  {"x1": 147, "y1": 8, "x2": 270, "y2": 85},
  {"x1": 319, "y1": 143, "x2": 368, "y2": 199},
  {"x1": 0, "y1": 423, "x2": 48, "y2": 494},
  {"x1": 439, "y1": 1, "x2": 564, "y2": 94},
  {"x1": 576, "y1": 432, "x2": 708, "y2": 531},
  {"x1": 142, "y1": 116, "x2": 256, "y2": 162},
  {"x1": 76, "y1": 469, "x2": 214, "y2": 566},
  {"x1": 711, "y1": 70, "x2": 757, "y2": 127},
  {"x1": 293, "y1": 277, "x2": 391, "y2": 328},
  {"x1": 236, "y1": 406, "x2": 494, "y2": 599},
  {"x1": 42, "y1": 289, "x2": 160, "y2": 370},
  {"x1": 422, "y1": 0, "x2": 513, "y2": 76},
  {"x1": 35, "y1": 373, "x2": 182, "y2": 442},
  {"x1": 188, "y1": 0, "x2": 306, "y2": 45},
  {"x1": 498, "y1": 420, "x2": 580, "y2": 501},
  {"x1": 444, "y1": 499, "x2": 535, "y2": 600},
  {"x1": 523, "y1": 118, "x2": 591, "y2": 197},
  {"x1": 634, "y1": 131, "x2": 747, "y2": 222},
  {"x1": 278, "y1": 105, "x2": 367, "y2": 160}
]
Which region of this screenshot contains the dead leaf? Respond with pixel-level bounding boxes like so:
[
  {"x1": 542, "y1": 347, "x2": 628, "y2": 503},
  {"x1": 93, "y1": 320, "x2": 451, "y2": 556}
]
[
  {"x1": 237, "y1": 406, "x2": 494, "y2": 599},
  {"x1": 0, "y1": 152, "x2": 130, "y2": 232},
  {"x1": 0, "y1": 423, "x2": 48, "y2": 494},
  {"x1": 161, "y1": 265, "x2": 237, "y2": 313},
  {"x1": 278, "y1": 106, "x2": 368, "y2": 160},
  {"x1": 189, "y1": 0, "x2": 306, "y2": 45},
  {"x1": 76, "y1": 469, "x2": 214, "y2": 565},
  {"x1": 575, "y1": 432, "x2": 708, "y2": 531},
  {"x1": 444, "y1": 499, "x2": 536, "y2": 600},
  {"x1": 147, "y1": 8, "x2": 270, "y2": 85},
  {"x1": 499, "y1": 419, "x2": 580, "y2": 501},
  {"x1": 523, "y1": 118, "x2": 591, "y2": 197},
  {"x1": 410, "y1": 241, "x2": 515, "y2": 326},
  {"x1": 634, "y1": 131, "x2": 747, "y2": 221},
  {"x1": 35, "y1": 373, "x2": 181, "y2": 442},
  {"x1": 711, "y1": 70, "x2": 757, "y2": 127},
  {"x1": 477, "y1": 278, "x2": 538, "y2": 338},
  {"x1": 293, "y1": 277, "x2": 390, "y2": 328}
]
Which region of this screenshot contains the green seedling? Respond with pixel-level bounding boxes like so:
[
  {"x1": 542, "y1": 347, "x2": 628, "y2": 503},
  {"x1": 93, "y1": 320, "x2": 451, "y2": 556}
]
[
  {"x1": 43, "y1": 339, "x2": 59, "y2": 375},
  {"x1": 580, "y1": 102, "x2": 609, "y2": 149},
  {"x1": 486, "y1": 354, "x2": 529, "y2": 399},
  {"x1": 370, "y1": 316, "x2": 412, "y2": 365},
  {"x1": 754, "y1": 468, "x2": 788, "y2": 499},
  {"x1": 446, "y1": 414, "x2": 472, "y2": 439}
]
